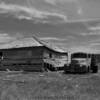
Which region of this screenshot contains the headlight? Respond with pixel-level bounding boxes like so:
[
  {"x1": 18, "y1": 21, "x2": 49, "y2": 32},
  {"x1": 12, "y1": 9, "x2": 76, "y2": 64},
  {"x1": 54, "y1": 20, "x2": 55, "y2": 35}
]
[{"x1": 80, "y1": 64, "x2": 83, "y2": 67}]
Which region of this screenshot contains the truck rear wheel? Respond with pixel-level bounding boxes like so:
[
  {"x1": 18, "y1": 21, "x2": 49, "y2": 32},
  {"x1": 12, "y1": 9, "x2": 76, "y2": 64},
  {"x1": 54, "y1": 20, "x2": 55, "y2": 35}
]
[{"x1": 92, "y1": 66, "x2": 98, "y2": 73}]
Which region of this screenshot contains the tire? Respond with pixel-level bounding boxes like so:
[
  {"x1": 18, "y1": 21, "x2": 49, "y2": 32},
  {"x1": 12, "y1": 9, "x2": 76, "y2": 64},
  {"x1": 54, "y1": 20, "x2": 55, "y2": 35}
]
[
  {"x1": 44, "y1": 63, "x2": 48, "y2": 72},
  {"x1": 64, "y1": 64, "x2": 66, "y2": 72},
  {"x1": 87, "y1": 66, "x2": 90, "y2": 73},
  {"x1": 64, "y1": 64, "x2": 69, "y2": 73},
  {"x1": 92, "y1": 66, "x2": 98, "y2": 73}
]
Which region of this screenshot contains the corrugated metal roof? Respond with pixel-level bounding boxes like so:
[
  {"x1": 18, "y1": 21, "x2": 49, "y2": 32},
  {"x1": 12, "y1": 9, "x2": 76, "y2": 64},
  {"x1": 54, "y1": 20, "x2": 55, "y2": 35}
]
[
  {"x1": 0, "y1": 38, "x2": 42, "y2": 49},
  {"x1": 0, "y1": 37, "x2": 67, "y2": 53},
  {"x1": 41, "y1": 40, "x2": 66, "y2": 53},
  {"x1": 32, "y1": 36, "x2": 67, "y2": 53}
]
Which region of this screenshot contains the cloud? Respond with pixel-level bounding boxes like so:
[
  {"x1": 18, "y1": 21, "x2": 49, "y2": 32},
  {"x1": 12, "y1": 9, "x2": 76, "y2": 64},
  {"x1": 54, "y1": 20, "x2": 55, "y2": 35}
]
[
  {"x1": 0, "y1": 33, "x2": 16, "y2": 43},
  {"x1": 40, "y1": 37, "x2": 66, "y2": 41},
  {"x1": 90, "y1": 43, "x2": 100, "y2": 46},
  {"x1": 66, "y1": 18, "x2": 100, "y2": 23},
  {"x1": 44, "y1": 0, "x2": 57, "y2": 5},
  {"x1": 0, "y1": 2, "x2": 67, "y2": 23},
  {"x1": 77, "y1": 7, "x2": 83, "y2": 15},
  {"x1": 70, "y1": 46, "x2": 100, "y2": 53},
  {"x1": 44, "y1": 0, "x2": 78, "y2": 5},
  {"x1": 80, "y1": 31, "x2": 100, "y2": 36},
  {"x1": 88, "y1": 26, "x2": 100, "y2": 31},
  {"x1": 89, "y1": 39, "x2": 100, "y2": 47},
  {"x1": 88, "y1": 43, "x2": 100, "y2": 53}
]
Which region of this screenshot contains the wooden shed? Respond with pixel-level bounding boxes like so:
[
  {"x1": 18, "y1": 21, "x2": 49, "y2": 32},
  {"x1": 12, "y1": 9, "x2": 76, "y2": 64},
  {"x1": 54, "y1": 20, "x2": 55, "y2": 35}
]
[{"x1": 0, "y1": 37, "x2": 68, "y2": 72}]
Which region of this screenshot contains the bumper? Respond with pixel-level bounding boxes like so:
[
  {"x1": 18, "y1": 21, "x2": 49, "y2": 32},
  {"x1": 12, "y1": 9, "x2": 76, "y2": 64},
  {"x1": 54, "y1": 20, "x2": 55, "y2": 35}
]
[{"x1": 65, "y1": 64, "x2": 89, "y2": 73}]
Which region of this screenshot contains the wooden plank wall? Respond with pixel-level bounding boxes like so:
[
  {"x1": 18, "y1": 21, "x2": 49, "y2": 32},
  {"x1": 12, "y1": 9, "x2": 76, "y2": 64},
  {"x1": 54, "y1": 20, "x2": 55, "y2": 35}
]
[{"x1": 0, "y1": 47, "x2": 44, "y2": 71}]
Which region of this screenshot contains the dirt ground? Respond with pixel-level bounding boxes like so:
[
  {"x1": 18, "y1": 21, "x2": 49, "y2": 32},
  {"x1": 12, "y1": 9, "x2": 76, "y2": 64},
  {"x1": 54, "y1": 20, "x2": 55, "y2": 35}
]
[{"x1": 0, "y1": 71, "x2": 99, "y2": 100}]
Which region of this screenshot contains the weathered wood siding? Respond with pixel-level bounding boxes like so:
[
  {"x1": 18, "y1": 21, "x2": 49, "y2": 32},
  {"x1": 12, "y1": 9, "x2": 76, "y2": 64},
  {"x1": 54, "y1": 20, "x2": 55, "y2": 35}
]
[
  {"x1": 0, "y1": 46, "x2": 67, "y2": 71},
  {"x1": 43, "y1": 48, "x2": 68, "y2": 67},
  {"x1": 0, "y1": 47, "x2": 44, "y2": 71}
]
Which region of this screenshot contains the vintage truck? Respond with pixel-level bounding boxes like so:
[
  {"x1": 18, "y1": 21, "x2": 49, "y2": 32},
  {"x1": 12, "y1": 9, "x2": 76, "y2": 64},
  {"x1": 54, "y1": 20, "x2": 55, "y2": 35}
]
[{"x1": 64, "y1": 52, "x2": 98, "y2": 73}]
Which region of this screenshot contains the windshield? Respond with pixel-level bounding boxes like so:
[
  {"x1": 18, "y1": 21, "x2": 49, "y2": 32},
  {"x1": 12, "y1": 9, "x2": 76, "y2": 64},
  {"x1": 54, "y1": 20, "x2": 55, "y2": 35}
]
[{"x1": 72, "y1": 58, "x2": 91, "y2": 65}]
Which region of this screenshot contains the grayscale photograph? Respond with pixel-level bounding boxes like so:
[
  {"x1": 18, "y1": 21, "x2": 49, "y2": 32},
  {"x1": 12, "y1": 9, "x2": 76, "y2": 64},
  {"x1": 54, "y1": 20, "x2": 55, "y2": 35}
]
[{"x1": 0, "y1": 0, "x2": 99, "y2": 100}]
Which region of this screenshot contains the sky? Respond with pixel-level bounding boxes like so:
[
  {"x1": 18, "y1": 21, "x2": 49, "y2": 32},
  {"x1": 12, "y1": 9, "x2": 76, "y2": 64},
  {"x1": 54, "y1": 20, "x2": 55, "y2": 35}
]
[{"x1": 0, "y1": 0, "x2": 100, "y2": 53}]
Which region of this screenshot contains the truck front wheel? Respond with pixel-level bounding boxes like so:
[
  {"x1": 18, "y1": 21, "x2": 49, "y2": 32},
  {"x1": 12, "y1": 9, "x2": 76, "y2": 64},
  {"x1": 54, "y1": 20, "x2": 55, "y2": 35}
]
[{"x1": 87, "y1": 66, "x2": 90, "y2": 73}]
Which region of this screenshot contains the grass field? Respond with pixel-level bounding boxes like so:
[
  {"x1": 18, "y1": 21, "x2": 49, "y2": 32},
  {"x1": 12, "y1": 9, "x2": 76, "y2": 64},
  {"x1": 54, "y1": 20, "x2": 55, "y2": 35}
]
[{"x1": 0, "y1": 71, "x2": 99, "y2": 100}]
